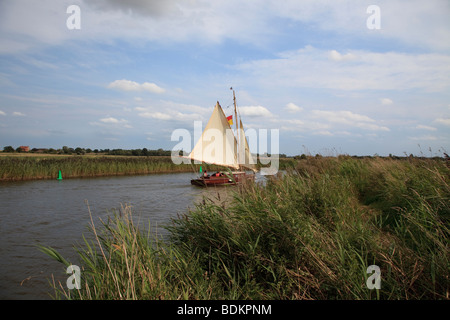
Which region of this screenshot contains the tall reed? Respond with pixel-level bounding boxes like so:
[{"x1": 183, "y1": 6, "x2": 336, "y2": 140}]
[
  {"x1": 0, "y1": 156, "x2": 208, "y2": 181},
  {"x1": 40, "y1": 156, "x2": 449, "y2": 299}
]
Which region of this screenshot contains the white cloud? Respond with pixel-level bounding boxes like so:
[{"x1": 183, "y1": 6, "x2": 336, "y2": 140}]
[
  {"x1": 0, "y1": 110, "x2": 6, "y2": 116},
  {"x1": 409, "y1": 135, "x2": 438, "y2": 141},
  {"x1": 237, "y1": 46, "x2": 450, "y2": 92},
  {"x1": 91, "y1": 117, "x2": 132, "y2": 128},
  {"x1": 355, "y1": 122, "x2": 390, "y2": 132},
  {"x1": 381, "y1": 98, "x2": 393, "y2": 105},
  {"x1": 100, "y1": 117, "x2": 120, "y2": 123},
  {"x1": 281, "y1": 109, "x2": 390, "y2": 133},
  {"x1": 2, "y1": 0, "x2": 450, "y2": 55},
  {"x1": 135, "y1": 104, "x2": 204, "y2": 122},
  {"x1": 328, "y1": 50, "x2": 356, "y2": 62},
  {"x1": 239, "y1": 106, "x2": 273, "y2": 117},
  {"x1": 138, "y1": 112, "x2": 172, "y2": 120},
  {"x1": 108, "y1": 79, "x2": 165, "y2": 94},
  {"x1": 310, "y1": 110, "x2": 375, "y2": 124},
  {"x1": 12, "y1": 111, "x2": 26, "y2": 116},
  {"x1": 285, "y1": 103, "x2": 303, "y2": 113},
  {"x1": 416, "y1": 124, "x2": 437, "y2": 131},
  {"x1": 313, "y1": 130, "x2": 333, "y2": 136},
  {"x1": 434, "y1": 118, "x2": 450, "y2": 126}
]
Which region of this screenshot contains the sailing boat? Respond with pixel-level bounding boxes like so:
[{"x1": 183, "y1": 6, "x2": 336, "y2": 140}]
[{"x1": 187, "y1": 89, "x2": 257, "y2": 186}]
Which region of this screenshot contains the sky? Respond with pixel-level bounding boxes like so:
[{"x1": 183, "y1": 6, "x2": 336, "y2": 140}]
[{"x1": 0, "y1": 0, "x2": 449, "y2": 156}]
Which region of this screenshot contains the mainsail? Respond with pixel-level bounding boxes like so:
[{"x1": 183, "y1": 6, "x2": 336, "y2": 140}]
[{"x1": 187, "y1": 102, "x2": 240, "y2": 169}]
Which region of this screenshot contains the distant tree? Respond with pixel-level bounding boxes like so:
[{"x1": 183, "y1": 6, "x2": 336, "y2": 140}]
[
  {"x1": 15, "y1": 147, "x2": 22, "y2": 153},
  {"x1": 3, "y1": 146, "x2": 14, "y2": 153},
  {"x1": 142, "y1": 148, "x2": 149, "y2": 156},
  {"x1": 75, "y1": 147, "x2": 85, "y2": 155}
]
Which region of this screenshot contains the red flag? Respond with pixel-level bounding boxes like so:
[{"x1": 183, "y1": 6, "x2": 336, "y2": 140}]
[{"x1": 227, "y1": 115, "x2": 233, "y2": 125}]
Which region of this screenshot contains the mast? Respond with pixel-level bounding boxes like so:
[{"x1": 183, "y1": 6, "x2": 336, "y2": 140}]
[{"x1": 231, "y1": 87, "x2": 241, "y2": 171}]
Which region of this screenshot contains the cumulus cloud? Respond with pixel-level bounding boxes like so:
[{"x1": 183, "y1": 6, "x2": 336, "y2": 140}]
[
  {"x1": 285, "y1": 103, "x2": 303, "y2": 113},
  {"x1": 328, "y1": 50, "x2": 356, "y2": 62},
  {"x1": 277, "y1": 107, "x2": 390, "y2": 137},
  {"x1": 236, "y1": 46, "x2": 450, "y2": 92},
  {"x1": 239, "y1": 106, "x2": 273, "y2": 117},
  {"x1": 2, "y1": 0, "x2": 450, "y2": 54},
  {"x1": 311, "y1": 110, "x2": 375, "y2": 124},
  {"x1": 138, "y1": 111, "x2": 172, "y2": 120},
  {"x1": 107, "y1": 79, "x2": 165, "y2": 93},
  {"x1": 135, "y1": 102, "x2": 206, "y2": 122}
]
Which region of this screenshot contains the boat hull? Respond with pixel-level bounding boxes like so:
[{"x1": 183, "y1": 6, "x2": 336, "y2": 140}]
[{"x1": 191, "y1": 172, "x2": 254, "y2": 187}]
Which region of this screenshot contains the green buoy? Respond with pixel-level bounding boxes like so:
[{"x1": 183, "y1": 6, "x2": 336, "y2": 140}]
[{"x1": 57, "y1": 170, "x2": 63, "y2": 180}]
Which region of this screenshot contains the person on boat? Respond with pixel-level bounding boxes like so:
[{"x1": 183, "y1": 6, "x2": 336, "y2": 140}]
[{"x1": 203, "y1": 170, "x2": 209, "y2": 178}]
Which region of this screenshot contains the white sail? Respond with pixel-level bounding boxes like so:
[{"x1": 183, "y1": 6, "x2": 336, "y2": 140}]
[
  {"x1": 238, "y1": 118, "x2": 258, "y2": 172},
  {"x1": 187, "y1": 102, "x2": 240, "y2": 169}
]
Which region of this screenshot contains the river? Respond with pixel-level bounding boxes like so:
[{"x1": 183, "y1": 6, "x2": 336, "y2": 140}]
[{"x1": 0, "y1": 172, "x2": 246, "y2": 300}]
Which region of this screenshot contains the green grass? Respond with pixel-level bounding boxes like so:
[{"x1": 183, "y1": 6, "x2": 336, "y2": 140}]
[{"x1": 40, "y1": 156, "x2": 449, "y2": 299}]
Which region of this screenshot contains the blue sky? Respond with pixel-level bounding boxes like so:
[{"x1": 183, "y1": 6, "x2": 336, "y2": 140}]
[{"x1": 0, "y1": 0, "x2": 449, "y2": 156}]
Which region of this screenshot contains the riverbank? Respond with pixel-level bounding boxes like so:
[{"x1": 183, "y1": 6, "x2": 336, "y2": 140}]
[
  {"x1": 40, "y1": 156, "x2": 449, "y2": 299},
  {"x1": 0, "y1": 154, "x2": 297, "y2": 181},
  {"x1": 0, "y1": 155, "x2": 204, "y2": 181}
]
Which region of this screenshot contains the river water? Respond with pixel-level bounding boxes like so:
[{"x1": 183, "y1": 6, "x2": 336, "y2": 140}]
[{"x1": 0, "y1": 172, "x2": 244, "y2": 300}]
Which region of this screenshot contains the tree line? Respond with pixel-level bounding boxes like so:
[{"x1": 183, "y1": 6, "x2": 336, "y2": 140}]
[{"x1": 2, "y1": 146, "x2": 172, "y2": 156}]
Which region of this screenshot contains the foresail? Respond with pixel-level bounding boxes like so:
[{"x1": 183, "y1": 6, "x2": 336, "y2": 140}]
[
  {"x1": 238, "y1": 118, "x2": 258, "y2": 172},
  {"x1": 187, "y1": 102, "x2": 239, "y2": 169}
]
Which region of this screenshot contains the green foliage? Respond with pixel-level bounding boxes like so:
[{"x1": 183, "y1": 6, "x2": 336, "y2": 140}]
[{"x1": 3, "y1": 146, "x2": 15, "y2": 153}]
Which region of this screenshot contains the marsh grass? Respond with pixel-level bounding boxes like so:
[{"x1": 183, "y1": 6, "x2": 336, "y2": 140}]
[
  {"x1": 40, "y1": 156, "x2": 449, "y2": 299},
  {"x1": 0, "y1": 155, "x2": 293, "y2": 181},
  {"x1": 0, "y1": 156, "x2": 206, "y2": 181}
]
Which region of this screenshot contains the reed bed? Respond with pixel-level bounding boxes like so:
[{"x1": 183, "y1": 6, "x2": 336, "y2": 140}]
[
  {"x1": 0, "y1": 156, "x2": 204, "y2": 181},
  {"x1": 0, "y1": 155, "x2": 294, "y2": 181},
  {"x1": 40, "y1": 156, "x2": 449, "y2": 299}
]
